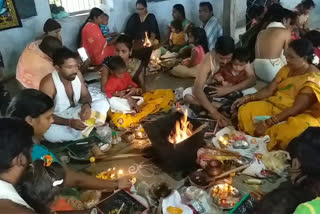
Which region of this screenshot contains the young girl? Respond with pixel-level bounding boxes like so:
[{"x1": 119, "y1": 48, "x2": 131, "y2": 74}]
[
  {"x1": 168, "y1": 20, "x2": 185, "y2": 52},
  {"x1": 19, "y1": 159, "x2": 67, "y2": 214},
  {"x1": 104, "y1": 56, "x2": 143, "y2": 112},
  {"x1": 103, "y1": 56, "x2": 175, "y2": 129},
  {"x1": 170, "y1": 27, "x2": 208, "y2": 78}
]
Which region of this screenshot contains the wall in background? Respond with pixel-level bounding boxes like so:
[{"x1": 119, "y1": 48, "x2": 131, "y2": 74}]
[
  {"x1": 0, "y1": 0, "x2": 51, "y2": 76},
  {"x1": 1, "y1": 0, "x2": 320, "y2": 77}
]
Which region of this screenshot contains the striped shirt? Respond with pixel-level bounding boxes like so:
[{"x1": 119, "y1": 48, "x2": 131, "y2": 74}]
[
  {"x1": 200, "y1": 16, "x2": 223, "y2": 51},
  {"x1": 294, "y1": 198, "x2": 320, "y2": 214}
]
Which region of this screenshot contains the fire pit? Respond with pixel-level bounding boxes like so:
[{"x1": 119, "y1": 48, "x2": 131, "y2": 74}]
[{"x1": 143, "y1": 112, "x2": 205, "y2": 180}]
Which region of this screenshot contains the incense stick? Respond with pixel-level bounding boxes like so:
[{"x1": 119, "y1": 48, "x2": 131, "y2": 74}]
[{"x1": 116, "y1": 203, "x2": 125, "y2": 214}]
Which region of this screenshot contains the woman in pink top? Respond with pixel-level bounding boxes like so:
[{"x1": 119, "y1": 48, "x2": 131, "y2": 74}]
[
  {"x1": 170, "y1": 27, "x2": 208, "y2": 78},
  {"x1": 80, "y1": 8, "x2": 115, "y2": 65}
]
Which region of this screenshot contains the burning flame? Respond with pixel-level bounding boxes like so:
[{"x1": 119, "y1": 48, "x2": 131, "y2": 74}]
[
  {"x1": 168, "y1": 111, "x2": 193, "y2": 145},
  {"x1": 143, "y1": 32, "x2": 152, "y2": 47}
]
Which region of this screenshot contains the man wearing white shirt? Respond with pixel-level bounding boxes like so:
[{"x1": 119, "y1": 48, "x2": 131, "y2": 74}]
[{"x1": 0, "y1": 118, "x2": 35, "y2": 213}]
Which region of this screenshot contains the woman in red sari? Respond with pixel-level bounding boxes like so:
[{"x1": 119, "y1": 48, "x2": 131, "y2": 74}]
[{"x1": 80, "y1": 8, "x2": 115, "y2": 65}]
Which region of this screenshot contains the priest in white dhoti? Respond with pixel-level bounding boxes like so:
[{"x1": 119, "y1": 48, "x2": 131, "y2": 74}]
[{"x1": 40, "y1": 47, "x2": 109, "y2": 143}]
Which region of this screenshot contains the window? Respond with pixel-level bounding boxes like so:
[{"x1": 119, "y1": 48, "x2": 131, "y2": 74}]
[{"x1": 49, "y1": 0, "x2": 103, "y2": 15}]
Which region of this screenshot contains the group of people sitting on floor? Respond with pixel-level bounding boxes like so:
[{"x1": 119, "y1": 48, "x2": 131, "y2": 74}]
[
  {"x1": 10, "y1": 0, "x2": 320, "y2": 155},
  {"x1": 1, "y1": 0, "x2": 320, "y2": 212}
]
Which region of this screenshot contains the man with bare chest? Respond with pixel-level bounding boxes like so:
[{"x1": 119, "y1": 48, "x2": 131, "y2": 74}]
[
  {"x1": 40, "y1": 47, "x2": 109, "y2": 143},
  {"x1": 253, "y1": 7, "x2": 296, "y2": 82}
]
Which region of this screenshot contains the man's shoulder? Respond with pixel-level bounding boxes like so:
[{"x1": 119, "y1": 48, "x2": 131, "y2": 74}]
[{"x1": 0, "y1": 200, "x2": 34, "y2": 214}]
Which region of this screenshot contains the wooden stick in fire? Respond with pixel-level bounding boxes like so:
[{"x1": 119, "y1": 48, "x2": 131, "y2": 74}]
[{"x1": 210, "y1": 164, "x2": 250, "y2": 182}]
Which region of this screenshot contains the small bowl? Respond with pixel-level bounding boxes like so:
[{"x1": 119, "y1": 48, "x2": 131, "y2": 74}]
[
  {"x1": 188, "y1": 169, "x2": 210, "y2": 189},
  {"x1": 210, "y1": 184, "x2": 241, "y2": 210}
]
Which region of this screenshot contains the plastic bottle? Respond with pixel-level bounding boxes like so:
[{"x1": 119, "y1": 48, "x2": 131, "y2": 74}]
[{"x1": 111, "y1": 131, "x2": 118, "y2": 145}]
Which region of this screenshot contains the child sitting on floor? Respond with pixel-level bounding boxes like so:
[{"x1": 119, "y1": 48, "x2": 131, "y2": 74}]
[
  {"x1": 100, "y1": 13, "x2": 119, "y2": 45},
  {"x1": 104, "y1": 56, "x2": 143, "y2": 113},
  {"x1": 19, "y1": 159, "x2": 68, "y2": 214},
  {"x1": 213, "y1": 48, "x2": 249, "y2": 87},
  {"x1": 168, "y1": 20, "x2": 185, "y2": 52},
  {"x1": 170, "y1": 27, "x2": 208, "y2": 78}
]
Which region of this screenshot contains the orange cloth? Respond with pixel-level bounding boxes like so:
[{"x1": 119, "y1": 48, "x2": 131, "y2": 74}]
[
  {"x1": 81, "y1": 22, "x2": 115, "y2": 65},
  {"x1": 105, "y1": 72, "x2": 138, "y2": 98},
  {"x1": 16, "y1": 41, "x2": 55, "y2": 89},
  {"x1": 51, "y1": 197, "x2": 73, "y2": 212},
  {"x1": 171, "y1": 31, "x2": 185, "y2": 46}
]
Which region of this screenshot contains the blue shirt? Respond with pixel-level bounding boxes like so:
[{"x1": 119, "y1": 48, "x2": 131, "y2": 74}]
[
  {"x1": 100, "y1": 24, "x2": 112, "y2": 42},
  {"x1": 32, "y1": 144, "x2": 58, "y2": 162}
]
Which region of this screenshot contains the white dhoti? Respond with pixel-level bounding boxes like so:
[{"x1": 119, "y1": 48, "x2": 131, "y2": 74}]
[
  {"x1": 44, "y1": 71, "x2": 109, "y2": 143},
  {"x1": 253, "y1": 58, "x2": 286, "y2": 82},
  {"x1": 44, "y1": 98, "x2": 109, "y2": 143}
]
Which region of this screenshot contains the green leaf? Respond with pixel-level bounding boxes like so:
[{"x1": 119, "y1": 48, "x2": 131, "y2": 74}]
[
  {"x1": 279, "y1": 96, "x2": 282, "y2": 100},
  {"x1": 306, "y1": 122, "x2": 310, "y2": 127},
  {"x1": 279, "y1": 84, "x2": 293, "y2": 91}
]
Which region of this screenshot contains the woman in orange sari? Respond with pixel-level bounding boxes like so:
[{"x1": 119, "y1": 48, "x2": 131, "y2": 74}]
[
  {"x1": 233, "y1": 39, "x2": 320, "y2": 151},
  {"x1": 80, "y1": 8, "x2": 115, "y2": 65}
]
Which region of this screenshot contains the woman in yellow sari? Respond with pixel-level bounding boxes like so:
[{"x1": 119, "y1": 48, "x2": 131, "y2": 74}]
[{"x1": 233, "y1": 39, "x2": 320, "y2": 150}]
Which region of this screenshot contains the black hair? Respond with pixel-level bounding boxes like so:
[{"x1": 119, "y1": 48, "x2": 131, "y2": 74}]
[
  {"x1": 103, "y1": 56, "x2": 126, "y2": 72},
  {"x1": 304, "y1": 30, "x2": 320, "y2": 47},
  {"x1": 38, "y1": 36, "x2": 63, "y2": 59},
  {"x1": 289, "y1": 39, "x2": 314, "y2": 64},
  {"x1": 248, "y1": 5, "x2": 265, "y2": 20},
  {"x1": 116, "y1": 34, "x2": 134, "y2": 50},
  {"x1": 7, "y1": 89, "x2": 54, "y2": 119},
  {"x1": 78, "y1": 7, "x2": 104, "y2": 47},
  {"x1": 173, "y1": 4, "x2": 186, "y2": 19},
  {"x1": 189, "y1": 27, "x2": 209, "y2": 53},
  {"x1": 104, "y1": 13, "x2": 109, "y2": 18},
  {"x1": 52, "y1": 47, "x2": 79, "y2": 66},
  {"x1": 199, "y1": 2, "x2": 213, "y2": 12},
  {"x1": 136, "y1": 0, "x2": 147, "y2": 8},
  {"x1": 0, "y1": 118, "x2": 34, "y2": 174},
  {"x1": 298, "y1": 0, "x2": 316, "y2": 10},
  {"x1": 233, "y1": 48, "x2": 250, "y2": 63},
  {"x1": 254, "y1": 186, "x2": 315, "y2": 214},
  {"x1": 19, "y1": 160, "x2": 65, "y2": 214},
  {"x1": 171, "y1": 20, "x2": 183, "y2": 32},
  {"x1": 215, "y1": 36, "x2": 235, "y2": 55},
  {"x1": 270, "y1": 7, "x2": 296, "y2": 23},
  {"x1": 43, "y1": 18, "x2": 61, "y2": 33}
]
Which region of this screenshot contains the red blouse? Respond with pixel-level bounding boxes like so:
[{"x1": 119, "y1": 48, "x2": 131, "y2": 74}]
[
  {"x1": 81, "y1": 22, "x2": 115, "y2": 65},
  {"x1": 105, "y1": 72, "x2": 138, "y2": 98}
]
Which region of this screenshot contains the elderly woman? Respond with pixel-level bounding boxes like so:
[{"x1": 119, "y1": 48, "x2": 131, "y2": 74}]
[
  {"x1": 80, "y1": 8, "x2": 115, "y2": 65},
  {"x1": 125, "y1": 0, "x2": 160, "y2": 46},
  {"x1": 233, "y1": 39, "x2": 320, "y2": 150}
]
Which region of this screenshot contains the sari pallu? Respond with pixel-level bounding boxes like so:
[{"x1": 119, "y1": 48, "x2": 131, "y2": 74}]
[
  {"x1": 109, "y1": 89, "x2": 175, "y2": 129},
  {"x1": 238, "y1": 66, "x2": 320, "y2": 150},
  {"x1": 81, "y1": 23, "x2": 115, "y2": 65}
]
